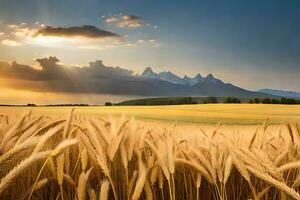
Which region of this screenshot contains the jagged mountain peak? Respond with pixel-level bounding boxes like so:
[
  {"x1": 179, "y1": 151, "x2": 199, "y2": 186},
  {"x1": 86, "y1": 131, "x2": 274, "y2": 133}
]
[
  {"x1": 141, "y1": 67, "x2": 160, "y2": 79},
  {"x1": 206, "y1": 73, "x2": 214, "y2": 79},
  {"x1": 142, "y1": 67, "x2": 155, "y2": 74},
  {"x1": 140, "y1": 67, "x2": 224, "y2": 86},
  {"x1": 194, "y1": 73, "x2": 203, "y2": 79},
  {"x1": 204, "y1": 73, "x2": 221, "y2": 83}
]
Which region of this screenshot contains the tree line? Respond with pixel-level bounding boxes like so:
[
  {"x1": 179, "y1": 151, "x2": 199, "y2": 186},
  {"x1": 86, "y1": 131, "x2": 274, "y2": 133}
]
[
  {"x1": 107, "y1": 96, "x2": 300, "y2": 106},
  {"x1": 203, "y1": 97, "x2": 300, "y2": 104},
  {"x1": 248, "y1": 97, "x2": 300, "y2": 104}
]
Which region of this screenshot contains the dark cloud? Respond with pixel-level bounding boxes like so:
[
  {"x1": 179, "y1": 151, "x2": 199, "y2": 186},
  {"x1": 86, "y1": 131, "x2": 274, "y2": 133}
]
[{"x1": 34, "y1": 25, "x2": 121, "y2": 39}]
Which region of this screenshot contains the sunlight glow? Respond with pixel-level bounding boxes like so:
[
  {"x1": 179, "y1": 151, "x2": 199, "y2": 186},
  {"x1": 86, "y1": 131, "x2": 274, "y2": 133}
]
[{"x1": 26, "y1": 35, "x2": 75, "y2": 48}]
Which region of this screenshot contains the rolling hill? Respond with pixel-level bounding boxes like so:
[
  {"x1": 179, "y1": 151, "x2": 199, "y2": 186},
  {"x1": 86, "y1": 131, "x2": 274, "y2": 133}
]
[{"x1": 258, "y1": 89, "x2": 300, "y2": 99}]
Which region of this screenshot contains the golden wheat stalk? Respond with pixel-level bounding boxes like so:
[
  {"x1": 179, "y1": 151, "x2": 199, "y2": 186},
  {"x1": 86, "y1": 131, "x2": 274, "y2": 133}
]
[{"x1": 0, "y1": 151, "x2": 50, "y2": 193}]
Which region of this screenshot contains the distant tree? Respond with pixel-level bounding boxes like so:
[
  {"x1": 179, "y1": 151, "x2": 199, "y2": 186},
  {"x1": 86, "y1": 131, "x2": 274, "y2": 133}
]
[
  {"x1": 27, "y1": 103, "x2": 36, "y2": 107},
  {"x1": 280, "y1": 97, "x2": 297, "y2": 104},
  {"x1": 180, "y1": 96, "x2": 196, "y2": 104},
  {"x1": 185, "y1": 96, "x2": 196, "y2": 104},
  {"x1": 224, "y1": 97, "x2": 241, "y2": 103},
  {"x1": 280, "y1": 97, "x2": 299, "y2": 104},
  {"x1": 105, "y1": 102, "x2": 113, "y2": 106},
  {"x1": 254, "y1": 98, "x2": 260, "y2": 104},
  {"x1": 248, "y1": 99, "x2": 254, "y2": 104},
  {"x1": 203, "y1": 97, "x2": 218, "y2": 104},
  {"x1": 288, "y1": 98, "x2": 297, "y2": 104},
  {"x1": 262, "y1": 98, "x2": 271, "y2": 104},
  {"x1": 280, "y1": 98, "x2": 287, "y2": 104},
  {"x1": 271, "y1": 99, "x2": 280, "y2": 104}
]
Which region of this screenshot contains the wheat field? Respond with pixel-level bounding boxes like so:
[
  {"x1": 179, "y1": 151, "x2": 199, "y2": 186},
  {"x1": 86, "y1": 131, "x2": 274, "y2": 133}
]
[{"x1": 1, "y1": 109, "x2": 300, "y2": 199}]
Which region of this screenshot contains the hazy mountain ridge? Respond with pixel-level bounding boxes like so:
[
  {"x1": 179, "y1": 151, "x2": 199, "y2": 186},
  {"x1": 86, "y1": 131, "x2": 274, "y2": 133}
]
[{"x1": 258, "y1": 89, "x2": 300, "y2": 99}]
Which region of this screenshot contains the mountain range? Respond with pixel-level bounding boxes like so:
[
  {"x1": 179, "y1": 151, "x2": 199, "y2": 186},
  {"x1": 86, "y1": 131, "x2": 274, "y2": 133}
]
[
  {"x1": 141, "y1": 67, "x2": 204, "y2": 85},
  {"x1": 137, "y1": 67, "x2": 272, "y2": 98}
]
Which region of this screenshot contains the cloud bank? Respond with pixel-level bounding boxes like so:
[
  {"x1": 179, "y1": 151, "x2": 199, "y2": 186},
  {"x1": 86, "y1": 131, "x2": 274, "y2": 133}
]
[
  {"x1": 0, "y1": 57, "x2": 143, "y2": 95},
  {"x1": 0, "y1": 56, "x2": 133, "y2": 81},
  {"x1": 0, "y1": 57, "x2": 186, "y2": 96}
]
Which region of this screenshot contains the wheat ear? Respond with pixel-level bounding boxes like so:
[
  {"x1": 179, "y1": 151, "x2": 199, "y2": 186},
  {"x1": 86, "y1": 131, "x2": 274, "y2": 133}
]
[{"x1": 0, "y1": 151, "x2": 50, "y2": 193}]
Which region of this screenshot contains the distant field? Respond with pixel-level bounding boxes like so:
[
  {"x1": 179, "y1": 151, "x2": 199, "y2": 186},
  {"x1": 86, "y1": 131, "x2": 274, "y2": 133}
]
[{"x1": 1, "y1": 104, "x2": 300, "y2": 124}]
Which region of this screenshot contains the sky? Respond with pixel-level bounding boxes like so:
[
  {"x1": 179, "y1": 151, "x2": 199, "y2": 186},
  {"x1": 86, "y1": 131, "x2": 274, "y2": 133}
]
[{"x1": 0, "y1": 0, "x2": 300, "y2": 104}]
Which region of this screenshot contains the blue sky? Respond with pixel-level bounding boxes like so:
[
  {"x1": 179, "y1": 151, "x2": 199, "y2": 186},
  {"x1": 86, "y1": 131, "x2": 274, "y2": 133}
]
[{"x1": 0, "y1": 0, "x2": 300, "y2": 92}]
